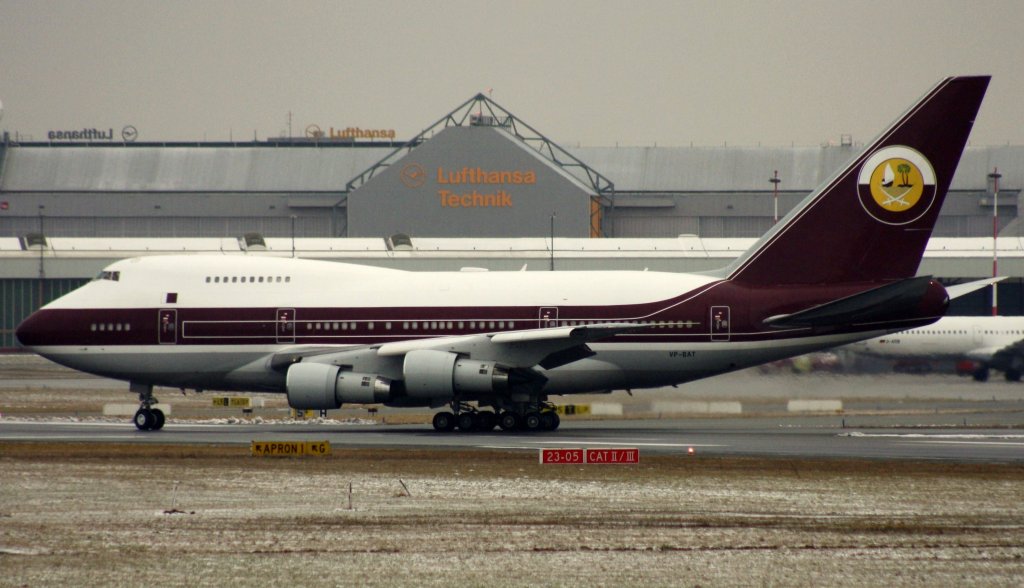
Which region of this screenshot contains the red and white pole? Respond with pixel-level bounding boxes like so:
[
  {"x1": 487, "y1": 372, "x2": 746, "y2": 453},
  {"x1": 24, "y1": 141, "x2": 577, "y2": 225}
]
[{"x1": 990, "y1": 167, "x2": 1002, "y2": 316}]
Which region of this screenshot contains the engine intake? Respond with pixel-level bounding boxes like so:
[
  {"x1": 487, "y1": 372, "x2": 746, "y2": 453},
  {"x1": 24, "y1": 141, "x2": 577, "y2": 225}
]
[
  {"x1": 286, "y1": 362, "x2": 391, "y2": 410},
  {"x1": 403, "y1": 349, "x2": 509, "y2": 398}
]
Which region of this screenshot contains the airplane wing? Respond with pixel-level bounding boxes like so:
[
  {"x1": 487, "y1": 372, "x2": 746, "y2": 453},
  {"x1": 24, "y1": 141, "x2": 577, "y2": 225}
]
[{"x1": 273, "y1": 322, "x2": 643, "y2": 374}]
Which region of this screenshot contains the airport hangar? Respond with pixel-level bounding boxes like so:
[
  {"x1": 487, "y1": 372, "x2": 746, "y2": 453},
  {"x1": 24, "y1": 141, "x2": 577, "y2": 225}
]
[{"x1": 1, "y1": 94, "x2": 1023, "y2": 349}]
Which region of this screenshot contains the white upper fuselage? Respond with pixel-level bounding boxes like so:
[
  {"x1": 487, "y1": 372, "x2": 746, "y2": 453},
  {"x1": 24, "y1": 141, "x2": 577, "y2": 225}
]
[{"x1": 853, "y1": 315, "x2": 1024, "y2": 362}]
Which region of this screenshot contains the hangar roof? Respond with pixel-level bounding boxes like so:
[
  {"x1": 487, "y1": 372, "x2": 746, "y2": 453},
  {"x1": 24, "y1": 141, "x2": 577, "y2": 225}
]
[{"x1": 4, "y1": 143, "x2": 1020, "y2": 194}]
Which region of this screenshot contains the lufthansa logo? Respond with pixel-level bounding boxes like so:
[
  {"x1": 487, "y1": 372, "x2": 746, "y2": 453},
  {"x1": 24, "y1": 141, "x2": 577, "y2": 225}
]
[
  {"x1": 400, "y1": 163, "x2": 427, "y2": 188},
  {"x1": 305, "y1": 124, "x2": 324, "y2": 139},
  {"x1": 856, "y1": 146, "x2": 936, "y2": 225}
]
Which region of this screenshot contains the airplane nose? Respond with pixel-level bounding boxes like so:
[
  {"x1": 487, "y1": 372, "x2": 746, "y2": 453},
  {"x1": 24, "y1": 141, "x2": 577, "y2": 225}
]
[{"x1": 15, "y1": 311, "x2": 44, "y2": 349}]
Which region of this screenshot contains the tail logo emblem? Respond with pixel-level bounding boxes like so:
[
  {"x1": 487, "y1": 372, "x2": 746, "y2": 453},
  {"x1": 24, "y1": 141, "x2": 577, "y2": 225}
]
[{"x1": 857, "y1": 146, "x2": 936, "y2": 225}]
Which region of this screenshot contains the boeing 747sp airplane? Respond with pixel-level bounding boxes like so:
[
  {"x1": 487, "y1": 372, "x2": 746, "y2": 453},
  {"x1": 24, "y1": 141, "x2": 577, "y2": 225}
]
[{"x1": 16, "y1": 76, "x2": 990, "y2": 431}]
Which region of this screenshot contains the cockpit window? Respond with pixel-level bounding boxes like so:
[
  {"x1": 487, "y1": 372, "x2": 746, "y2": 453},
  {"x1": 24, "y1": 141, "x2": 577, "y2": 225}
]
[{"x1": 94, "y1": 270, "x2": 121, "y2": 282}]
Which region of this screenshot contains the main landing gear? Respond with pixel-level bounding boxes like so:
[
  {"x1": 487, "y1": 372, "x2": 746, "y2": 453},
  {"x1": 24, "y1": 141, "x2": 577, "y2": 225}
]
[
  {"x1": 431, "y1": 402, "x2": 560, "y2": 433},
  {"x1": 131, "y1": 382, "x2": 165, "y2": 431}
]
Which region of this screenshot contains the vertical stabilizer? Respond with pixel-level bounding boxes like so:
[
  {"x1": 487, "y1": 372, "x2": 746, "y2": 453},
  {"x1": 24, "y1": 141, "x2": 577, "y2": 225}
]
[{"x1": 725, "y1": 76, "x2": 989, "y2": 287}]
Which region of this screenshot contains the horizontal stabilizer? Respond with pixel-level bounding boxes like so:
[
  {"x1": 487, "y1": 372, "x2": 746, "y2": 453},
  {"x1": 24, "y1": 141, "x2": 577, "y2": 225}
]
[
  {"x1": 764, "y1": 276, "x2": 937, "y2": 329},
  {"x1": 945, "y1": 276, "x2": 1005, "y2": 300}
]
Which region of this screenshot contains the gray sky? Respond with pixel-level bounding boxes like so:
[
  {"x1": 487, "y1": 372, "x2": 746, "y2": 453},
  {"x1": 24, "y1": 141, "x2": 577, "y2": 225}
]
[{"x1": 1, "y1": 0, "x2": 1021, "y2": 147}]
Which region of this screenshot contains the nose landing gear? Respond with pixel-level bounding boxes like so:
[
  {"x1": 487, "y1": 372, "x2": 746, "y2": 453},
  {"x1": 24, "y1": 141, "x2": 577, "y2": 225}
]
[{"x1": 131, "y1": 382, "x2": 165, "y2": 431}]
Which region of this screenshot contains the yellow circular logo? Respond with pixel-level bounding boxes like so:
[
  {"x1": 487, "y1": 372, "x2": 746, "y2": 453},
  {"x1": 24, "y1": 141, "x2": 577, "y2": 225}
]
[
  {"x1": 869, "y1": 158, "x2": 925, "y2": 211},
  {"x1": 857, "y1": 146, "x2": 936, "y2": 226}
]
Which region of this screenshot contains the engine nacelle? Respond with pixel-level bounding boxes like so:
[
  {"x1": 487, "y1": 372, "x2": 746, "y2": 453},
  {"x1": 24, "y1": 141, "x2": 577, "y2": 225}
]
[
  {"x1": 402, "y1": 349, "x2": 509, "y2": 398},
  {"x1": 286, "y1": 362, "x2": 391, "y2": 410}
]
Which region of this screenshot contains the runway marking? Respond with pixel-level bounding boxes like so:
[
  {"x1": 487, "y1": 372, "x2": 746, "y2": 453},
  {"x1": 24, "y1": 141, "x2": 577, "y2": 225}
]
[
  {"x1": 841, "y1": 432, "x2": 1024, "y2": 440},
  {"x1": 903, "y1": 440, "x2": 1024, "y2": 447}
]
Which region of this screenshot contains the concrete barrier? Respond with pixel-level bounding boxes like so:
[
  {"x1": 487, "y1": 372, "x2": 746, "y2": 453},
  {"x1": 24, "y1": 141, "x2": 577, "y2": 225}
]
[
  {"x1": 651, "y1": 401, "x2": 742, "y2": 415},
  {"x1": 787, "y1": 399, "x2": 843, "y2": 413},
  {"x1": 103, "y1": 403, "x2": 172, "y2": 416},
  {"x1": 589, "y1": 402, "x2": 623, "y2": 416}
]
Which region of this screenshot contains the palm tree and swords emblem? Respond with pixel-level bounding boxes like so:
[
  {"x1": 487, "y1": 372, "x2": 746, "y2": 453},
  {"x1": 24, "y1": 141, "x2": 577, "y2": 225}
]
[{"x1": 868, "y1": 156, "x2": 927, "y2": 213}]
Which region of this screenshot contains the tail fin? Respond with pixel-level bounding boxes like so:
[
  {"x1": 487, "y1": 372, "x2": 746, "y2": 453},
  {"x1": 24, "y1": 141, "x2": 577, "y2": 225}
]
[{"x1": 724, "y1": 76, "x2": 989, "y2": 287}]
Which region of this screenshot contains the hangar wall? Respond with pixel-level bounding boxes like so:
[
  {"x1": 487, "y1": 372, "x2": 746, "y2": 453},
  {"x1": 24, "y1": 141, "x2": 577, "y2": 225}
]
[
  {"x1": 2, "y1": 141, "x2": 1019, "y2": 240},
  {"x1": 348, "y1": 126, "x2": 594, "y2": 238}
]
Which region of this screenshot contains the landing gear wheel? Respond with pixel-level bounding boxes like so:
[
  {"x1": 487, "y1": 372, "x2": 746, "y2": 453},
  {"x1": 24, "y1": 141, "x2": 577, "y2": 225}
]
[
  {"x1": 498, "y1": 411, "x2": 519, "y2": 431},
  {"x1": 456, "y1": 412, "x2": 479, "y2": 432},
  {"x1": 477, "y1": 411, "x2": 497, "y2": 431},
  {"x1": 432, "y1": 411, "x2": 457, "y2": 432},
  {"x1": 973, "y1": 367, "x2": 990, "y2": 382},
  {"x1": 549, "y1": 412, "x2": 560, "y2": 431},
  {"x1": 134, "y1": 409, "x2": 155, "y2": 431},
  {"x1": 539, "y1": 411, "x2": 557, "y2": 431},
  {"x1": 523, "y1": 412, "x2": 542, "y2": 431},
  {"x1": 151, "y1": 408, "x2": 166, "y2": 431},
  {"x1": 1006, "y1": 369, "x2": 1021, "y2": 382}
]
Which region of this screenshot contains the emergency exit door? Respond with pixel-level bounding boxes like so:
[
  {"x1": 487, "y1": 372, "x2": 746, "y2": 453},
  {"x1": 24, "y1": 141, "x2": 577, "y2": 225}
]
[
  {"x1": 710, "y1": 306, "x2": 730, "y2": 342},
  {"x1": 158, "y1": 309, "x2": 177, "y2": 344}
]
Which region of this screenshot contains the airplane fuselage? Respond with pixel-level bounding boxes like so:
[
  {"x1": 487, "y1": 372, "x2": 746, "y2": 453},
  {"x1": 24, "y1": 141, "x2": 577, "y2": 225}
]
[{"x1": 15, "y1": 254, "x2": 944, "y2": 399}]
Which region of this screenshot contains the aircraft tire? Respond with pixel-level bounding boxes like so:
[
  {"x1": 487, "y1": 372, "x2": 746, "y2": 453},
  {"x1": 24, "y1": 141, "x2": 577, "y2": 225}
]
[
  {"x1": 432, "y1": 411, "x2": 457, "y2": 432},
  {"x1": 549, "y1": 412, "x2": 560, "y2": 431},
  {"x1": 456, "y1": 412, "x2": 478, "y2": 432},
  {"x1": 133, "y1": 409, "x2": 155, "y2": 431},
  {"x1": 523, "y1": 412, "x2": 542, "y2": 431},
  {"x1": 498, "y1": 412, "x2": 519, "y2": 431},
  {"x1": 973, "y1": 368, "x2": 990, "y2": 382},
  {"x1": 539, "y1": 411, "x2": 556, "y2": 431},
  {"x1": 1005, "y1": 369, "x2": 1021, "y2": 382},
  {"x1": 477, "y1": 411, "x2": 497, "y2": 431},
  {"x1": 152, "y1": 408, "x2": 166, "y2": 430}
]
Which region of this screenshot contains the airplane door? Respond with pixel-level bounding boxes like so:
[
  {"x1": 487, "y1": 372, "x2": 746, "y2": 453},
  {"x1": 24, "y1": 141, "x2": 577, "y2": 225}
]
[
  {"x1": 710, "y1": 306, "x2": 730, "y2": 342},
  {"x1": 539, "y1": 307, "x2": 559, "y2": 329},
  {"x1": 277, "y1": 308, "x2": 295, "y2": 343},
  {"x1": 158, "y1": 309, "x2": 177, "y2": 344}
]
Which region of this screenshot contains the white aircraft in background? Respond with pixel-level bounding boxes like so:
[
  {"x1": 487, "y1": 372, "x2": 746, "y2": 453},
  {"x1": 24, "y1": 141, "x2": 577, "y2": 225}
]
[
  {"x1": 16, "y1": 76, "x2": 990, "y2": 431},
  {"x1": 853, "y1": 314, "x2": 1024, "y2": 381}
]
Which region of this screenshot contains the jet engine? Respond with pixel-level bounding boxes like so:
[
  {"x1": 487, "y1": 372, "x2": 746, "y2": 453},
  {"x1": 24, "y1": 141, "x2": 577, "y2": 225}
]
[
  {"x1": 286, "y1": 362, "x2": 391, "y2": 410},
  {"x1": 402, "y1": 349, "x2": 509, "y2": 398}
]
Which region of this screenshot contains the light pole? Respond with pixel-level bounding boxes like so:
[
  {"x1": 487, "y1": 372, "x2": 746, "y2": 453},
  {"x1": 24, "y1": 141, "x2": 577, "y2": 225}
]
[
  {"x1": 989, "y1": 168, "x2": 1002, "y2": 316},
  {"x1": 769, "y1": 170, "x2": 780, "y2": 224},
  {"x1": 549, "y1": 212, "x2": 556, "y2": 271},
  {"x1": 37, "y1": 205, "x2": 45, "y2": 308}
]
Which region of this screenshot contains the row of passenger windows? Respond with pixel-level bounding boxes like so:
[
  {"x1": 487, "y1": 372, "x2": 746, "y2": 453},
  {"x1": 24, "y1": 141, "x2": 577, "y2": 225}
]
[
  {"x1": 87, "y1": 319, "x2": 694, "y2": 335},
  {"x1": 205, "y1": 276, "x2": 291, "y2": 284},
  {"x1": 90, "y1": 323, "x2": 131, "y2": 332},
  {"x1": 910, "y1": 329, "x2": 1023, "y2": 336},
  {"x1": 300, "y1": 320, "x2": 691, "y2": 332}
]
